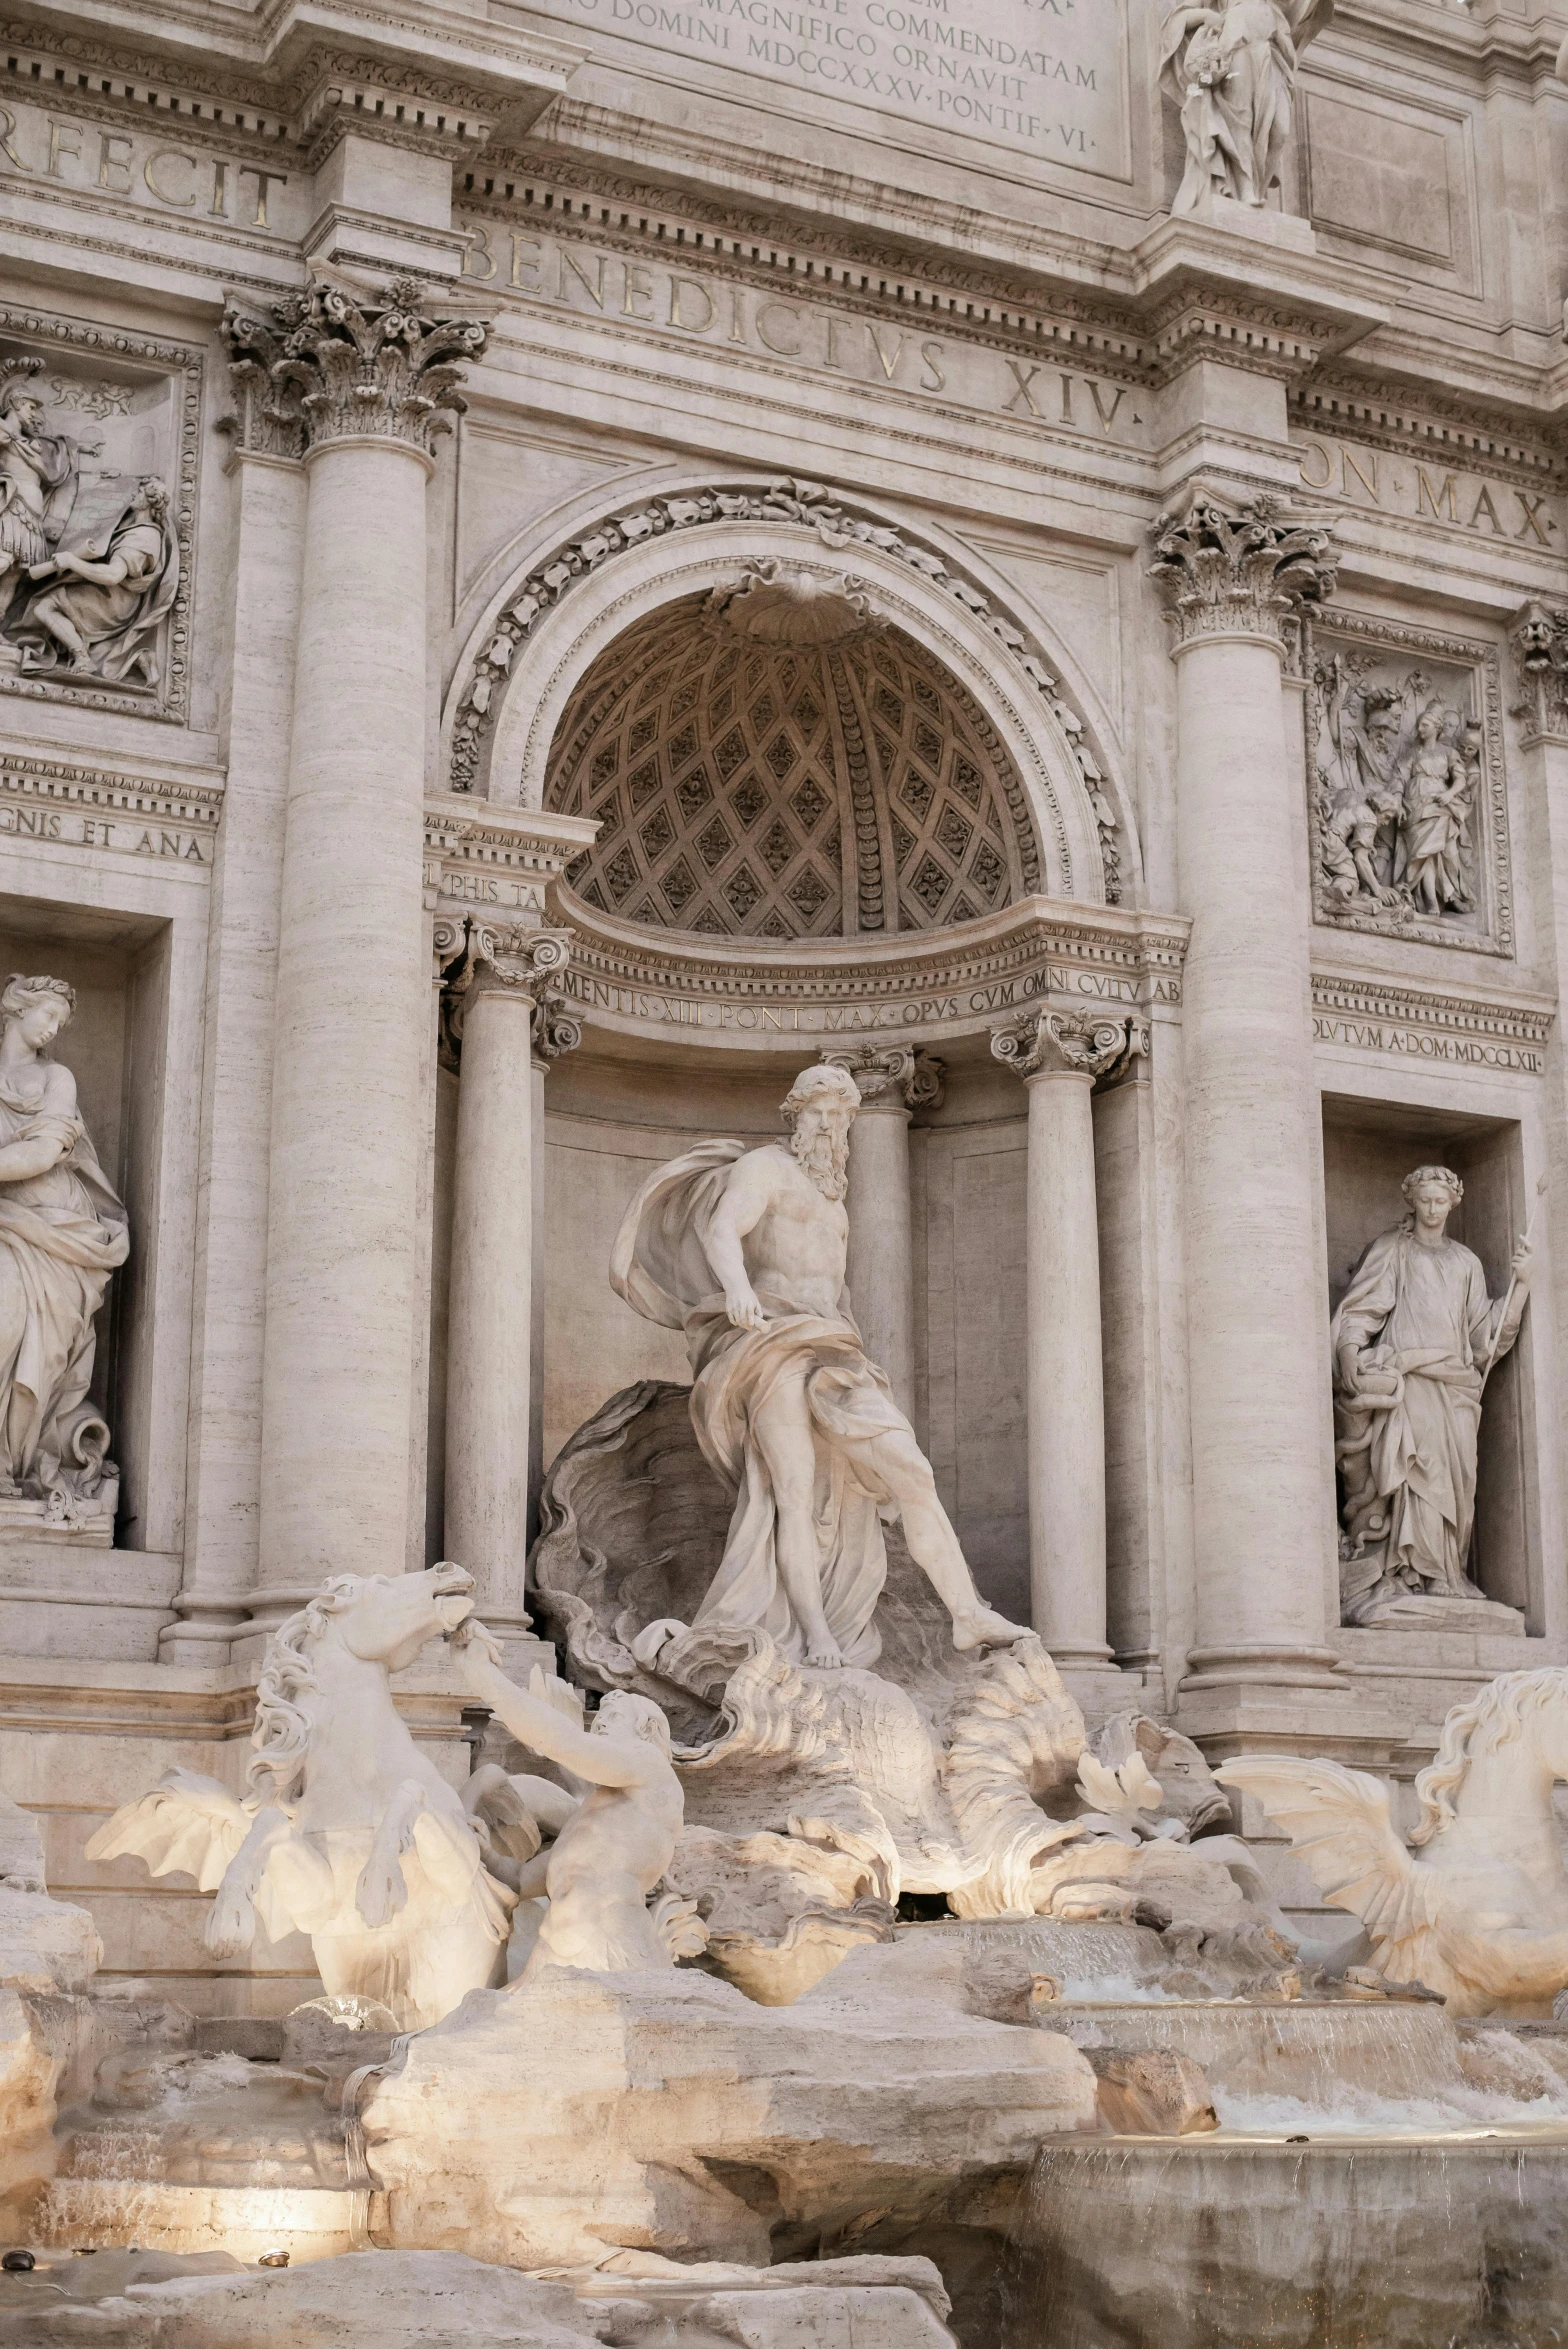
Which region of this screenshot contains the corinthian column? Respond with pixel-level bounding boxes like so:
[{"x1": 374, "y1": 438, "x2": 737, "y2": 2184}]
[
  {"x1": 228, "y1": 274, "x2": 488, "y2": 1636},
  {"x1": 1149, "y1": 487, "x2": 1342, "y2": 1706},
  {"x1": 824, "y1": 1046, "x2": 944, "y2": 1420},
  {"x1": 442, "y1": 924, "x2": 576, "y2": 1651},
  {"x1": 992, "y1": 1009, "x2": 1136, "y2": 1681}
]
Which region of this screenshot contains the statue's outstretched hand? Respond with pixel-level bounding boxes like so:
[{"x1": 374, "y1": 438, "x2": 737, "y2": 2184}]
[
  {"x1": 724, "y1": 1284, "x2": 767, "y2": 1333},
  {"x1": 449, "y1": 1614, "x2": 505, "y2": 1691}
]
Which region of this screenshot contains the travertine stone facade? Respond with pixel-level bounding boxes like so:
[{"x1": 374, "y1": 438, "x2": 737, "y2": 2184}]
[{"x1": 0, "y1": 0, "x2": 1565, "y2": 2004}]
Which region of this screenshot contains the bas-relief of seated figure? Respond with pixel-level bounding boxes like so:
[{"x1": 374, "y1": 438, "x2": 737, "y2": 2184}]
[
  {"x1": 1332, "y1": 1164, "x2": 1532, "y2": 1628},
  {"x1": 0, "y1": 973, "x2": 128, "y2": 1527},
  {"x1": 609, "y1": 1059, "x2": 1027, "y2": 1673},
  {"x1": 10, "y1": 474, "x2": 179, "y2": 687}
]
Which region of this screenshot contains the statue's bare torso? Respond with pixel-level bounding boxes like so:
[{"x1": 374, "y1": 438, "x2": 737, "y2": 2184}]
[{"x1": 712, "y1": 1142, "x2": 848, "y2": 1324}]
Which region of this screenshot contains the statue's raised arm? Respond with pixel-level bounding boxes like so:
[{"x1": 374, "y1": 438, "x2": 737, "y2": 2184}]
[{"x1": 610, "y1": 1062, "x2": 1027, "y2": 1671}]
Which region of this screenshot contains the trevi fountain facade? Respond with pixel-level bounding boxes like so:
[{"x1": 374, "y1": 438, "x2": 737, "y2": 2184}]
[{"x1": 4, "y1": 1, "x2": 1568, "y2": 2343}]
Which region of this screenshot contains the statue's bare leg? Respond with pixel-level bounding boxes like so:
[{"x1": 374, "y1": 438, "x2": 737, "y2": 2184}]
[
  {"x1": 30, "y1": 592, "x2": 94, "y2": 673},
  {"x1": 749, "y1": 1367, "x2": 843, "y2": 1668},
  {"x1": 863, "y1": 1422, "x2": 1029, "y2": 1652}
]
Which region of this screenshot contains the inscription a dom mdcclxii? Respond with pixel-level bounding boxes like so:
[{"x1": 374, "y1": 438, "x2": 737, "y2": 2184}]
[{"x1": 535, "y1": 0, "x2": 1127, "y2": 170}]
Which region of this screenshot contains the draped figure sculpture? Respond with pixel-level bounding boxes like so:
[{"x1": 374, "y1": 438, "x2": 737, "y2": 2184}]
[
  {"x1": 1333, "y1": 1164, "x2": 1531, "y2": 1626},
  {"x1": 1159, "y1": 0, "x2": 1334, "y2": 214},
  {"x1": 0, "y1": 974, "x2": 127, "y2": 1526},
  {"x1": 610, "y1": 1060, "x2": 1027, "y2": 1670}
]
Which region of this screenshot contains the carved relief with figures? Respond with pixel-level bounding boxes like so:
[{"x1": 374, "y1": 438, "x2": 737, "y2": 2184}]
[
  {"x1": 0, "y1": 315, "x2": 197, "y2": 718},
  {"x1": 1306, "y1": 619, "x2": 1511, "y2": 956}
]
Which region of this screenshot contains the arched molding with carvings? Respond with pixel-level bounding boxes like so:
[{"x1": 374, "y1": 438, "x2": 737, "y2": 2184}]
[{"x1": 440, "y1": 473, "x2": 1141, "y2": 911}]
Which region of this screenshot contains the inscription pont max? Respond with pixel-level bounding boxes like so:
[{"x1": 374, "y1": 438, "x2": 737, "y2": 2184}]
[{"x1": 530, "y1": 0, "x2": 1127, "y2": 171}]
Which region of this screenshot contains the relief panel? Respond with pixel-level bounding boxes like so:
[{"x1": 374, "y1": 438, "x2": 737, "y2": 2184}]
[
  {"x1": 0, "y1": 311, "x2": 198, "y2": 721},
  {"x1": 1306, "y1": 614, "x2": 1511, "y2": 959}
]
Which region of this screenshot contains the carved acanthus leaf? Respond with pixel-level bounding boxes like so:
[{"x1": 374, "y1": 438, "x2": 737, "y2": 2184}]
[
  {"x1": 1510, "y1": 599, "x2": 1568, "y2": 740},
  {"x1": 990, "y1": 1009, "x2": 1146, "y2": 1082},
  {"x1": 439, "y1": 919, "x2": 574, "y2": 1063},
  {"x1": 1149, "y1": 488, "x2": 1336, "y2": 649},
  {"x1": 222, "y1": 276, "x2": 488, "y2": 460},
  {"x1": 823, "y1": 1046, "x2": 945, "y2": 1112}
]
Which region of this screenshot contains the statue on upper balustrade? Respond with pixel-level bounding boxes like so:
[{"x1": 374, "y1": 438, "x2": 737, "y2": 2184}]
[
  {"x1": 1332, "y1": 1164, "x2": 1532, "y2": 1627},
  {"x1": 1159, "y1": 0, "x2": 1333, "y2": 214},
  {"x1": 0, "y1": 974, "x2": 127, "y2": 1531},
  {"x1": 609, "y1": 1059, "x2": 1026, "y2": 1671}
]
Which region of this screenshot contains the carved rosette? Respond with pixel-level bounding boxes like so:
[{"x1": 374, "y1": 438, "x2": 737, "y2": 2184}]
[
  {"x1": 823, "y1": 1045, "x2": 946, "y2": 1113},
  {"x1": 1510, "y1": 599, "x2": 1568, "y2": 741},
  {"x1": 990, "y1": 1009, "x2": 1147, "y2": 1083},
  {"x1": 439, "y1": 920, "x2": 575, "y2": 1065},
  {"x1": 222, "y1": 275, "x2": 487, "y2": 460},
  {"x1": 1149, "y1": 489, "x2": 1336, "y2": 650}
]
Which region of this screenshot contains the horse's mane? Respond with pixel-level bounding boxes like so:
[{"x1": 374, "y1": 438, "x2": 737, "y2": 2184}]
[
  {"x1": 247, "y1": 1574, "x2": 361, "y2": 1804},
  {"x1": 1410, "y1": 1666, "x2": 1568, "y2": 1848}
]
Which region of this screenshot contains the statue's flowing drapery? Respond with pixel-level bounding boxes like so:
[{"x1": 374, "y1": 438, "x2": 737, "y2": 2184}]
[
  {"x1": 611, "y1": 1140, "x2": 908, "y2": 1666},
  {"x1": 1159, "y1": 0, "x2": 1334, "y2": 210},
  {"x1": 1332, "y1": 1229, "x2": 1517, "y2": 1605},
  {"x1": 0, "y1": 1083, "x2": 128, "y2": 1499}
]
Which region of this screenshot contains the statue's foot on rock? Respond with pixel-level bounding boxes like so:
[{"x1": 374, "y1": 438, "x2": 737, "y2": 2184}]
[
  {"x1": 804, "y1": 1635, "x2": 844, "y2": 1669},
  {"x1": 952, "y1": 1608, "x2": 1031, "y2": 1653}
]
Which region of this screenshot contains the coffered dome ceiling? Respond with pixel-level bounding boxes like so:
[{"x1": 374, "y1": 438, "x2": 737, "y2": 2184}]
[{"x1": 543, "y1": 587, "x2": 1043, "y2": 941}]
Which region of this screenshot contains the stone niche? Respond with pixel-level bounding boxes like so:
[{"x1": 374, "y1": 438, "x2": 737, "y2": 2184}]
[
  {"x1": 1321, "y1": 1094, "x2": 1538, "y2": 1628},
  {"x1": 0, "y1": 894, "x2": 179, "y2": 1659}
]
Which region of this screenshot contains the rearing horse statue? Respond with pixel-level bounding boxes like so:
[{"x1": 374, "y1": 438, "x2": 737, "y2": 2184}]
[
  {"x1": 88, "y1": 1564, "x2": 516, "y2": 2028},
  {"x1": 1221, "y1": 1666, "x2": 1568, "y2": 2017}
]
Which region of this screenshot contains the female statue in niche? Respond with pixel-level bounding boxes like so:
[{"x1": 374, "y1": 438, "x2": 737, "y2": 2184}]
[
  {"x1": 0, "y1": 974, "x2": 128, "y2": 1524},
  {"x1": 1159, "y1": 0, "x2": 1334, "y2": 214},
  {"x1": 1332, "y1": 1165, "x2": 1531, "y2": 1626}
]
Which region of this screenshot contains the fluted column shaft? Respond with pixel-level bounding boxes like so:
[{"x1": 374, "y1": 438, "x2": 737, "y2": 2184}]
[
  {"x1": 443, "y1": 933, "x2": 576, "y2": 1647},
  {"x1": 993, "y1": 1011, "x2": 1133, "y2": 1672},
  {"x1": 230, "y1": 275, "x2": 488, "y2": 1634},
  {"x1": 252, "y1": 435, "x2": 432, "y2": 1622},
  {"x1": 826, "y1": 1047, "x2": 943, "y2": 1424},
  {"x1": 1151, "y1": 487, "x2": 1341, "y2": 1693}
]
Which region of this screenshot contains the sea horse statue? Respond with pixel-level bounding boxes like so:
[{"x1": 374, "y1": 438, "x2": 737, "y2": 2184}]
[{"x1": 1221, "y1": 1667, "x2": 1568, "y2": 2017}]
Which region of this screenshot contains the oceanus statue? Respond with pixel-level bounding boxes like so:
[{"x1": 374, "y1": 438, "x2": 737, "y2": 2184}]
[
  {"x1": 88, "y1": 1564, "x2": 516, "y2": 2029},
  {"x1": 1220, "y1": 1667, "x2": 1568, "y2": 2016}
]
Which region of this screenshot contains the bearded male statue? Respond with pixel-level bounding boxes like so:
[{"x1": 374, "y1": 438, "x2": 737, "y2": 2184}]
[{"x1": 610, "y1": 1061, "x2": 1027, "y2": 1670}]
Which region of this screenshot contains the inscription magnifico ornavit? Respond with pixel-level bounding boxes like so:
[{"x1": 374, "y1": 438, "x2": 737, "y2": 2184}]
[{"x1": 526, "y1": 0, "x2": 1127, "y2": 173}]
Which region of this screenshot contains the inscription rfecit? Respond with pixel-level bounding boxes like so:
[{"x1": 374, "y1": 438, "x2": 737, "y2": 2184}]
[{"x1": 515, "y1": 0, "x2": 1128, "y2": 174}]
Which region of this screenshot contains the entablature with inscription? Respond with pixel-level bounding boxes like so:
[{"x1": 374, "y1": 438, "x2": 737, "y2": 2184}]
[
  {"x1": 0, "y1": 750, "x2": 221, "y2": 870},
  {"x1": 423, "y1": 795, "x2": 599, "y2": 922},
  {"x1": 1311, "y1": 967, "x2": 1554, "y2": 1079},
  {"x1": 546, "y1": 888, "x2": 1188, "y2": 1054}
]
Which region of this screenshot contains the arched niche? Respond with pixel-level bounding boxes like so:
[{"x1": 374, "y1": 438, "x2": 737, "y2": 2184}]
[{"x1": 442, "y1": 479, "x2": 1139, "y2": 913}]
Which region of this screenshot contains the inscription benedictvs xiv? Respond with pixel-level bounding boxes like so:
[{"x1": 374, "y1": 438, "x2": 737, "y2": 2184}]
[{"x1": 534, "y1": 0, "x2": 1129, "y2": 175}]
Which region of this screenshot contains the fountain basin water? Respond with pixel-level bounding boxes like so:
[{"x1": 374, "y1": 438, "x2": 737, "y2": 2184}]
[
  {"x1": 29, "y1": 2179, "x2": 363, "y2": 2265},
  {"x1": 1004, "y1": 2135, "x2": 1568, "y2": 2349}
]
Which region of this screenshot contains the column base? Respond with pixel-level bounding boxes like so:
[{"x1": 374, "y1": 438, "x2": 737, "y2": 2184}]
[
  {"x1": 1180, "y1": 1642, "x2": 1345, "y2": 1693},
  {"x1": 1050, "y1": 1647, "x2": 1140, "y2": 1726},
  {"x1": 158, "y1": 1601, "x2": 251, "y2": 1668}
]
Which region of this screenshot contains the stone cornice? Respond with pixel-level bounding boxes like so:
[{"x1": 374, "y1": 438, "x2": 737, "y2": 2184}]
[
  {"x1": 1327, "y1": 0, "x2": 1568, "y2": 77},
  {"x1": 1310, "y1": 967, "x2": 1555, "y2": 1074},
  {"x1": 547, "y1": 887, "x2": 1188, "y2": 1051},
  {"x1": 0, "y1": 1, "x2": 584, "y2": 155},
  {"x1": 423, "y1": 795, "x2": 599, "y2": 922}
]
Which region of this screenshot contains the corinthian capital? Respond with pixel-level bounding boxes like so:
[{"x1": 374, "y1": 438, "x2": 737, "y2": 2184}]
[
  {"x1": 823, "y1": 1045, "x2": 945, "y2": 1112},
  {"x1": 1149, "y1": 487, "x2": 1336, "y2": 650},
  {"x1": 222, "y1": 273, "x2": 488, "y2": 460},
  {"x1": 991, "y1": 1009, "x2": 1146, "y2": 1083}
]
